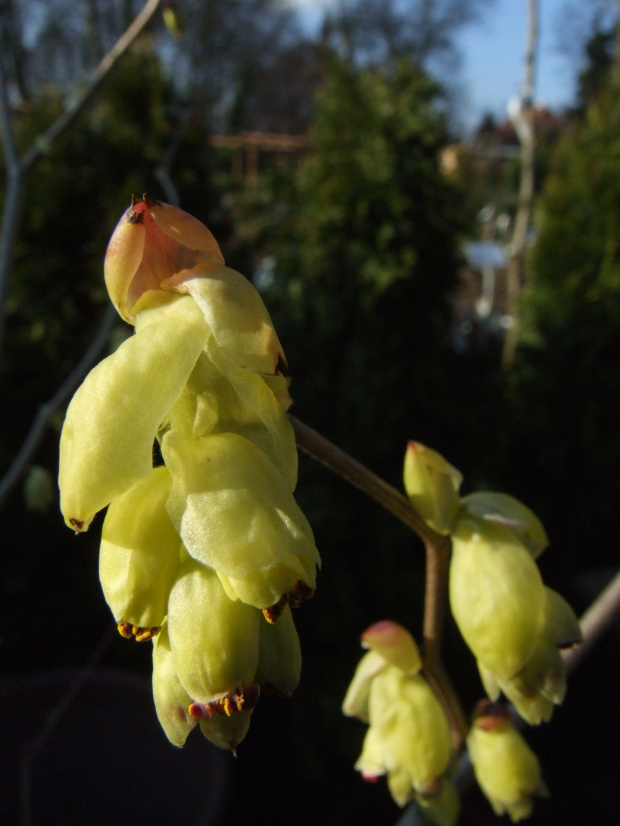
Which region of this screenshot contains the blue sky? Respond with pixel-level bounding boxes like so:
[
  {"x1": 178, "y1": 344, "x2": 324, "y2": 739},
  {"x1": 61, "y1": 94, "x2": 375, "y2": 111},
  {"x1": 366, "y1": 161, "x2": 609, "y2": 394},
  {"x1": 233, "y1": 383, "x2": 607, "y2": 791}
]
[
  {"x1": 290, "y1": 0, "x2": 604, "y2": 130},
  {"x1": 454, "y1": 0, "x2": 577, "y2": 129}
]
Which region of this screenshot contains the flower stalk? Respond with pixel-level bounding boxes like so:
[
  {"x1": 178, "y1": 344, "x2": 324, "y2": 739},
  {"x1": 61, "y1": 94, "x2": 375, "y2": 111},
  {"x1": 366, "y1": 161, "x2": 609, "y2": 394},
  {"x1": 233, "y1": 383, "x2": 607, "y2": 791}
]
[{"x1": 289, "y1": 415, "x2": 468, "y2": 747}]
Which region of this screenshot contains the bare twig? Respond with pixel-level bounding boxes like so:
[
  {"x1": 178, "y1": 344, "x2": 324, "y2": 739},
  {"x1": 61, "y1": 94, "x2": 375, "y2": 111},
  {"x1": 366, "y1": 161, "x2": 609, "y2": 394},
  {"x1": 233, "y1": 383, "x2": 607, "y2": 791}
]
[
  {"x1": 563, "y1": 568, "x2": 620, "y2": 674},
  {"x1": 502, "y1": 0, "x2": 539, "y2": 368},
  {"x1": 0, "y1": 42, "x2": 24, "y2": 345},
  {"x1": 288, "y1": 414, "x2": 438, "y2": 545},
  {"x1": 0, "y1": 0, "x2": 162, "y2": 354},
  {"x1": 19, "y1": 0, "x2": 163, "y2": 174}
]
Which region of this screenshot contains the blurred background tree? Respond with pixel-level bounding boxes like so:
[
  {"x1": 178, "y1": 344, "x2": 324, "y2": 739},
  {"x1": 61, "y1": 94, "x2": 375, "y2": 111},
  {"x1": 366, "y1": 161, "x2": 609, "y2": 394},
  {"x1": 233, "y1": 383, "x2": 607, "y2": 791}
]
[{"x1": 506, "y1": 72, "x2": 620, "y2": 583}]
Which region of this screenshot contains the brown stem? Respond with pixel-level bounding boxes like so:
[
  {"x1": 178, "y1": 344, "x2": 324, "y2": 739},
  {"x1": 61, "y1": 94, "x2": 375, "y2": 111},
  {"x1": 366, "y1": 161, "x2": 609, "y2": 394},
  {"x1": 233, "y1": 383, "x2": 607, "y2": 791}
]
[
  {"x1": 422, "y1": 533, "x2": 469, "y2": 750},
  {"x1": 289, "y1": 413, "x2": 468, "y2": 745},
  {"x1": 288, "y1": 414, "x2": 438, "y2": 545}
]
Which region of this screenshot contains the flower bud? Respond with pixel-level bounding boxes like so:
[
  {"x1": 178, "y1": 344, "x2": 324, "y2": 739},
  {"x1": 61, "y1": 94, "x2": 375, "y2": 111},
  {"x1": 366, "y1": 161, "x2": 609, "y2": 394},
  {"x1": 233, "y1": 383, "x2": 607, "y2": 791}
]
[
  {"x1": 59, "y1": 295, "x2": 209, "y2": 532},
  {"x1": 449, "y1": 517, "x2": 545, "y2": 681},
  {"x1": 99, "y1": 466, "x2": 180, "y2": 631},
  {"x1": 162, "y1": 430, "x2": 319, "y2": 610},
  {"x1": 403, "y1": 442, "x2": 462, "y2": 534},
  {"x1": 459, "y1": 492, "x2": 548, "y2": 558},
  {"x1": 468, "y1": 701, "x2": 549, "y2": 822},
  {"x1": 104, "y1": 195, "x2": 224, "y2": 323},
  {"x1": 104, "y1": 195, "x2": 290, "y2": 399}
]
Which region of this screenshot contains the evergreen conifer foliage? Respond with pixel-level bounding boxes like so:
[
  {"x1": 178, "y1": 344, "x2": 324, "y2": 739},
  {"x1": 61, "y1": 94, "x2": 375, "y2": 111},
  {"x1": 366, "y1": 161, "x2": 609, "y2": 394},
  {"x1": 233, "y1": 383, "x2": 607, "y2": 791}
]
[
  {"x1": 510, "y1": 86, "x2": 620, "y2": 571},
  {"x1": 272, "y1": 57, "x2": 465, "y2": 466}
]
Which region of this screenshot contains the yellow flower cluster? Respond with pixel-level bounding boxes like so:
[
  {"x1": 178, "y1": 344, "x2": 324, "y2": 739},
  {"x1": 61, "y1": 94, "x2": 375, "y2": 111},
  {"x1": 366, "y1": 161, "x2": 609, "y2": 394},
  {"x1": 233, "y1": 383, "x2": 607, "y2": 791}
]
[
  {"x1": 402, "y1": 442, "x2": 581, "y2": 819},
  {"x1": 343, "y1": 442, "x2": 581, "y2": 821},
  {"x1": 59, "y1": 196, "x2": 319, "y2": 751},
  {"x1": 403, "y1": 442, "x2": 581, "y2": 726}
]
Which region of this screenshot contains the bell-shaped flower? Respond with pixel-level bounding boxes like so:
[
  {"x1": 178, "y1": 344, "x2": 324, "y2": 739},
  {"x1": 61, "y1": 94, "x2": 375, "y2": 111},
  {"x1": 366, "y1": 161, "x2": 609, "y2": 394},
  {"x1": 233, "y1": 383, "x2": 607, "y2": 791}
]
[
  {"x1": 343, "y1": 622, "x2": 452, "y2": 809},
  {"x1": 162, "y1": 429, "x2": 319, "y2": 612},
  {"x1": 59, "y1": 296, "x2": 210, "y2": 532},
  {"x1": 362, "y1": 666, "x2": 453, "y2": 802},
  {"x1": 479, "y1": 587, "x2": 582, "y2": 724},
  {"x1": 152, "y1": 563, "x2": 303, "y2": 751},
  {"x1": 99, "y1": 466, "x2": 180, "y2": 638},
  {"x1": 104, "y1": 195, "x2": 291, "y2": 403},
  {"x1": 449, "y1": 516, "x2": 545, "y2": 682},
  {"x1": 467, "y1": 701, "x2": 549, "y2": 822},
  {"x1": 403, "y1": 442, "x2": 462, "y2": 534},
  {"x1": 152, "y1": 619, "x2": 257, "y2": 752},
  {"x1": 458, "y1": 492, "x2": 548, "y2": 559},
  {"x1": 167, "y1": 559, "x2": 261, "y2": 703}
]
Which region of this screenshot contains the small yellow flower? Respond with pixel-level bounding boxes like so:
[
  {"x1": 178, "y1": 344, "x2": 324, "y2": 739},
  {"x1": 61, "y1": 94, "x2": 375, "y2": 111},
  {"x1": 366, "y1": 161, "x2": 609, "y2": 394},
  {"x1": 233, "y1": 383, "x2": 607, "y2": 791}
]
[
  {"x1": 468, "y1": 701, "x2": 549, "y2": 822},
  {"x1": 343, "y1": 622, "x2": 453, "y2": 812},
  {"x1": 449, "y1": 516, "x2": 545, "y2": 682},
  {"x1": 151, "y1": 581, "x2": 302, "y2": 752},
  {"x1": 162, "y1": 429, "x2": 319, "y2": 611}
]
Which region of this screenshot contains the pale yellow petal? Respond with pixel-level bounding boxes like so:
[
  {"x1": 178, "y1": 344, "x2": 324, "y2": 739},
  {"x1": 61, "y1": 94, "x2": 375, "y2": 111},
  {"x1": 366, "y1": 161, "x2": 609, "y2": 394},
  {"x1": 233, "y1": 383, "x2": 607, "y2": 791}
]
[
  {"x1": 163, "y1": 431, "x2": 319, "y2": 580},
  {"x1": 167, "y1": 560, "x2": 260, "y2": 701},
  {"x1": 255, "y1": 605, "x2": 302, "y2": 696},
  {"x1": 99, "y1": 467, "x2": 180, "y2": 628},
  {"x1": 152, "y1": 622, "x2": 197, "y2": 747},
  {"x1": 176, "y1": 266, "x2": 288, "y2": 377},
  {"x1": 59, "y1": 296, "x2": 209, "y2": 531}
]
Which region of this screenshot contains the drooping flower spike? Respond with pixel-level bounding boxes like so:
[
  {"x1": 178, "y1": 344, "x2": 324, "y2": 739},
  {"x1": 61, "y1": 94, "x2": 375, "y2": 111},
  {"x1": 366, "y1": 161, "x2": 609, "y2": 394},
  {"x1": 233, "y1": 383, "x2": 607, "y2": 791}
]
[
  {"x1": 59, "y1": 195, "x2": 319, "y2": 750},
  {"x1": 343, "y1": 622, "x2": 456, "y2": 821}
]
